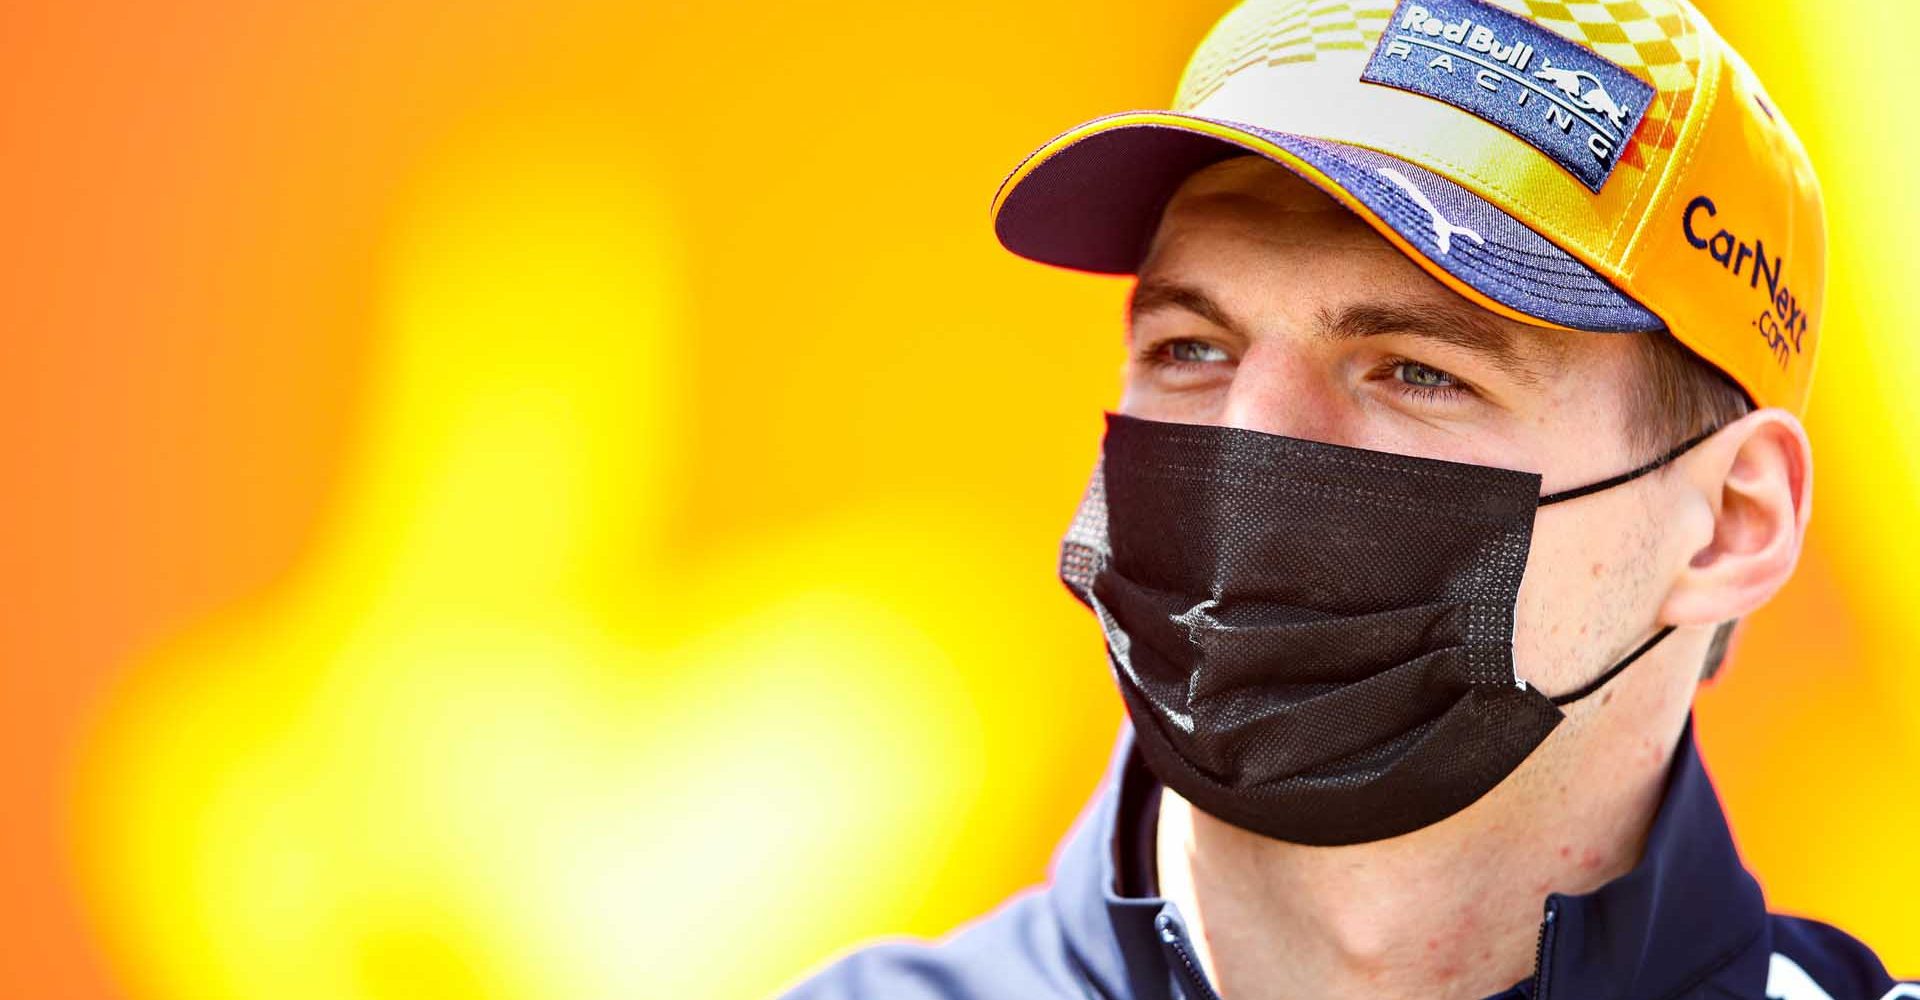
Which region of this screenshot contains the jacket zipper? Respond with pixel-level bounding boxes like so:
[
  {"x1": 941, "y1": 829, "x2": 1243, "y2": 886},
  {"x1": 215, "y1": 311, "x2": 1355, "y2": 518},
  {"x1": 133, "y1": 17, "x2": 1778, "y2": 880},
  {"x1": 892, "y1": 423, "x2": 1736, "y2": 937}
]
[
  {"x1": 1530, "y1": 899, "x2": 1559, "y2": 1000},
  {"x1": 1156, "y1": 914, "x2": 1226, "y2": 1000}
]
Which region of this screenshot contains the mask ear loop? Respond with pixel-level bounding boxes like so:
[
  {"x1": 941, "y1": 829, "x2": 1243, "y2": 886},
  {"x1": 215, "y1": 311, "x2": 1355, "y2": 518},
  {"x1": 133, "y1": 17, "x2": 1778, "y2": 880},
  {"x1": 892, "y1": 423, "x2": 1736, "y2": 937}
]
[
  {"x1": 1534, "y1": 425, "x2": 1721, "y2": 705},
  {"x1": 1536, "y1": 426, "x2": 1720, "y2": 507},
  {"x1": 1548, "y1": 625, "x2": 1677, "y2": 706}
]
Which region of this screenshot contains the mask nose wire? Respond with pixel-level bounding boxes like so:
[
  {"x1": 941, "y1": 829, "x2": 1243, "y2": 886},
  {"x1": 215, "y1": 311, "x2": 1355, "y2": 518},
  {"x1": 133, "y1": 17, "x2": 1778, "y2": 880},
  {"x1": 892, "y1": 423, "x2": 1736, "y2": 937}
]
[{"x1": 1536, "y1": 425, "x2": 1721, "y2": 507}]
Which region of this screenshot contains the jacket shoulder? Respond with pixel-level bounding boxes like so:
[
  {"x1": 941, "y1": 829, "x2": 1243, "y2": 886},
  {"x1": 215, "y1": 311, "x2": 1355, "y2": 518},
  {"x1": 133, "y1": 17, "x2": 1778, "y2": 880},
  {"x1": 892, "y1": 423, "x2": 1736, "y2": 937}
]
[
  {"x1": 777, "y1": 889, "x2": 1097, "y2": 1000},
  {"x1": 1764, "y1": 913, "x2": 1914, "y2": 999}
]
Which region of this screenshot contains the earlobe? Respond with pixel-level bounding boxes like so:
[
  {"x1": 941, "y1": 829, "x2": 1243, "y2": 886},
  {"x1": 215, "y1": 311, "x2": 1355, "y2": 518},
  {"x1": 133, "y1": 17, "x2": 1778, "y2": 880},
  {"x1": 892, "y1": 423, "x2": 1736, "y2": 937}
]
[{"x1": 1660, "y1": 409, "x2": 1812, "y2": 626}]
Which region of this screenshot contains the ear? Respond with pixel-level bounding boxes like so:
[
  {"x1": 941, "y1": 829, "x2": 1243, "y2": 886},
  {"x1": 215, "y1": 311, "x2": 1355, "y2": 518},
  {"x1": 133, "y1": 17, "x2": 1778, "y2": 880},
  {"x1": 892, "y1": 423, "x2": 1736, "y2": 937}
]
[{"x1": 1658, "y1": 408, "x2": 1812, "y2": 626}]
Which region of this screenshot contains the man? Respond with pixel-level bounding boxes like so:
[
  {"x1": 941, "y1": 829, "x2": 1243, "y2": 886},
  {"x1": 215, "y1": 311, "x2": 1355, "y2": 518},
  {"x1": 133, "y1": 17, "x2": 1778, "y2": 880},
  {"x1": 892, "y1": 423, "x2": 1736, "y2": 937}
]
[{"x1": 787, "y1": 0, "x2": 1913, "y2": 997}]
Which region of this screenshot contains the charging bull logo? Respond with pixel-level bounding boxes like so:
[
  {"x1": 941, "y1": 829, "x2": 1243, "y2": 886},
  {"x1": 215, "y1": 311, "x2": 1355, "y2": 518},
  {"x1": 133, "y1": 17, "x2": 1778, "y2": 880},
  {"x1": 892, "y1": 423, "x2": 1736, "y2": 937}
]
[
  {"x1": 1361, "y1": 0, "x2": 1655, "y2": 192},
  {"x1": 1533, "y1": 59, "x2": 1631, "y2": 130}
]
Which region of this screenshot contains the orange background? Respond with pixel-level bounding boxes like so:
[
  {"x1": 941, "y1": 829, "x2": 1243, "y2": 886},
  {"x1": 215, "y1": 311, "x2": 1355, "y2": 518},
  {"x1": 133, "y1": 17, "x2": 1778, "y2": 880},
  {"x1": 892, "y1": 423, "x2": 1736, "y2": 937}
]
[{"x1": 2, "y1": 2, "x2": 1913, "y2": 997}]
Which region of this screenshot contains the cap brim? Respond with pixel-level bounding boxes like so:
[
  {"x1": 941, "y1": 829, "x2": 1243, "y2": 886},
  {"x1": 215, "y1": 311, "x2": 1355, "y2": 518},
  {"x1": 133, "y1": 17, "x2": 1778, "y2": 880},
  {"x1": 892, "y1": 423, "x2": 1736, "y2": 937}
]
[{"x1": 990, "y1": 111, "x2": 1663, "y2": 335}]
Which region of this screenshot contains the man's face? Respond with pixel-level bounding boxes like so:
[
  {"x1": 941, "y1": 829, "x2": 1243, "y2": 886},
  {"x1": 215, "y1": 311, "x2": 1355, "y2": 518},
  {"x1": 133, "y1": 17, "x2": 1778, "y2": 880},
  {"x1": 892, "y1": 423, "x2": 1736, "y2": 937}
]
[{"x1": 1121, "y1": 155, "x2": 1690, "y2": 698}]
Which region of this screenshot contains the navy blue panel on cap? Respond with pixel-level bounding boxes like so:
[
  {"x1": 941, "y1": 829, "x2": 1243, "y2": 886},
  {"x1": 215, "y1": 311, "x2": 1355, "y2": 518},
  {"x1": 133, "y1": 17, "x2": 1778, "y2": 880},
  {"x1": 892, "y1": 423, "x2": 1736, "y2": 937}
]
[{"x1": 991, "y1": 113, "x2": 1664, "y2": 334}]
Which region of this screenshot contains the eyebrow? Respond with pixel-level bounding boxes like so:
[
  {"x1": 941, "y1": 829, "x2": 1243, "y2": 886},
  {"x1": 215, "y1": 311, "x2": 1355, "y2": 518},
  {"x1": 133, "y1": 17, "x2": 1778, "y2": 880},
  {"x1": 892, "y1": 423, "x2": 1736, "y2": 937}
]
[
  {"x1": 1128, "y1": 278, "x2": 1248, "y2": 339},
  {"x1": 1127, "y1": 276, "x2": 1556, "y2": 385}
]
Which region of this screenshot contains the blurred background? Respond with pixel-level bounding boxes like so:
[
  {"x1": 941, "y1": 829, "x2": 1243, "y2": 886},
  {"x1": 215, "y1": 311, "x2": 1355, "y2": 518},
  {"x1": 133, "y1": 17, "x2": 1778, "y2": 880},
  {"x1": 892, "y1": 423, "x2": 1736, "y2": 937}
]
[{"x1": 2, "y1": 1, "x2": 1914, "y2": 997}]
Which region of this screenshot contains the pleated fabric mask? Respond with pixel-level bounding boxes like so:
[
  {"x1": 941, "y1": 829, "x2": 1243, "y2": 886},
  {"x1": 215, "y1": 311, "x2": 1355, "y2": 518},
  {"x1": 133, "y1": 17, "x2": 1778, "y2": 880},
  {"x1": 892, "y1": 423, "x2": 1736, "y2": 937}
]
[{"x1": 1060, "y1": 412, "x2": 1709, "y2": 846}]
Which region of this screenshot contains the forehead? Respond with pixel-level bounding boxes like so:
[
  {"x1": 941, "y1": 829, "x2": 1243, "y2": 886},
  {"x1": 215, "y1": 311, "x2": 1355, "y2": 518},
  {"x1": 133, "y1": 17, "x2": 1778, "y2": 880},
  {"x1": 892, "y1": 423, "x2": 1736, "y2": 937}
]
[
  {"x1": 1147, "y1": 155, "x2": 1427, "y2": 275},
  {"x1": 1139, "y1": 156, "x2": 1574, "y2": 365}
]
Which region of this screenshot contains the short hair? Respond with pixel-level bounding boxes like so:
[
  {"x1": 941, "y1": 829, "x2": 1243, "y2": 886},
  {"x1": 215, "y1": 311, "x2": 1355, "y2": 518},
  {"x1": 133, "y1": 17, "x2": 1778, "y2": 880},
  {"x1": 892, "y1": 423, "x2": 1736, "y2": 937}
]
[{"x1": 1625, "y1": 330, "x2": 1754, "y2": 681}]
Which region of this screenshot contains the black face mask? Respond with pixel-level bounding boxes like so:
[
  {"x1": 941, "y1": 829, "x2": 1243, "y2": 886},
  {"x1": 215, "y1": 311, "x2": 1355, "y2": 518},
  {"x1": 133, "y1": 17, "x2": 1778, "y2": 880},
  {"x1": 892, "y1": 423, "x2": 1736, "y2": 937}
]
[{"x1": 1060, "y1": 412, "x2": 1714, "y2": 847}]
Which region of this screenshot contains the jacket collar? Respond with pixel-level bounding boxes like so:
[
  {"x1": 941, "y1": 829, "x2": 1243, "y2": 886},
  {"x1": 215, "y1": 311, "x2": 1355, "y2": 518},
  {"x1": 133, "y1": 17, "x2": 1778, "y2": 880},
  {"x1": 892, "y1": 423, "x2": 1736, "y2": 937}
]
[
  {"x1": 1047, "y1": 724, "x2": 1179, "y2": 999},
  {"x1": 1045, "y1": 715, "x2": 1767, "y2": 1000},
  {"x1": 1533, "y1": 714, "x2": 1770, "y2": 998}
]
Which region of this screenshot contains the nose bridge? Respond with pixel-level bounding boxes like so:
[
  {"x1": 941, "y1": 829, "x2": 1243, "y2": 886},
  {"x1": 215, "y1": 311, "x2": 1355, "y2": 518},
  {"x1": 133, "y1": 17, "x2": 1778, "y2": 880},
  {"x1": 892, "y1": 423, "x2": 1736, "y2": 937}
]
[{"x1": 1218, "y1": 339, "x2": 1343, "y2": 442}]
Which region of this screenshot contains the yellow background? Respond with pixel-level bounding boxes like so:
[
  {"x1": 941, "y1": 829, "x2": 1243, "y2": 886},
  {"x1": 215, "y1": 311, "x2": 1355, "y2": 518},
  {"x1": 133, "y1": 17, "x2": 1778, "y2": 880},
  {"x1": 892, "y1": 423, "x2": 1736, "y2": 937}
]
[{"x1": 0, "y1": 1, "x2": 1912, "y2": 997}]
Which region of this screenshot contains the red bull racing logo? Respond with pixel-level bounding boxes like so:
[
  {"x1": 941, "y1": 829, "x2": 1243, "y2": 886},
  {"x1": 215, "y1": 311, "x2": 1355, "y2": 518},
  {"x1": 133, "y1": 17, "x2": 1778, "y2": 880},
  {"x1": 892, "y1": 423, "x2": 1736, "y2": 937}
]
[{"x1": 1361, "y1": 0, "x2": 1655, "y2": 192}]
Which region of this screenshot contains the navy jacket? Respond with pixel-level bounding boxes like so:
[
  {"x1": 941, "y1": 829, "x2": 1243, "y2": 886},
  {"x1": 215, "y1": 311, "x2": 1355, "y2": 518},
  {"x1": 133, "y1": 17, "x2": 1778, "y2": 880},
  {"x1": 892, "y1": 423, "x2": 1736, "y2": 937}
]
[{"x1": 785, "y1": 717, "x2": 1912, "y2": 999}]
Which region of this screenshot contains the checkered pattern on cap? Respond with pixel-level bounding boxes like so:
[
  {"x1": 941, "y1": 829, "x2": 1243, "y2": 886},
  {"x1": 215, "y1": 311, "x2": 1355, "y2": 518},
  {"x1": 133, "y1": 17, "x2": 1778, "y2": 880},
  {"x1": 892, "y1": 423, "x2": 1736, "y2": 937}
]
[
  {"x1": 1174, "y1": 0, "x2": 1396, "y2": 109},
  {"x1": 1497, "y1": 0, "x2": 1704, "y2": 173}
]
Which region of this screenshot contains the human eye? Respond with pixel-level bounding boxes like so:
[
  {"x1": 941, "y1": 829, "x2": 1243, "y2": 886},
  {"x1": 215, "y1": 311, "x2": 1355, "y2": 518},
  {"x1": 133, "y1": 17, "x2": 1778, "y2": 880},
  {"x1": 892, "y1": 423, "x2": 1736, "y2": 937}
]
[
  {"x1": 1371, "y1": 356, "x2": 1478, "y2": 404},
  {"x1": 1135, "y1": 337, "x2": 1234, "y2": 370}
]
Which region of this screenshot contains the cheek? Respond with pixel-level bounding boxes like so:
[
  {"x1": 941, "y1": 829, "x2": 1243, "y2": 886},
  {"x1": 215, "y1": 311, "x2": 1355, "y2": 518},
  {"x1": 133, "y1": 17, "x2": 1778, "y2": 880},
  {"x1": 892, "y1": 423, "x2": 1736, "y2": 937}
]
[
  {"x1": 1116, "y1": 380, "x2": 1221, "y2": 425},
  {"x1": 1115, "y1": 355, "x2": 1236, "y2": 425},
  {"x1": 1508, "y1": 501, "x2": 1662, "y2": 690}
]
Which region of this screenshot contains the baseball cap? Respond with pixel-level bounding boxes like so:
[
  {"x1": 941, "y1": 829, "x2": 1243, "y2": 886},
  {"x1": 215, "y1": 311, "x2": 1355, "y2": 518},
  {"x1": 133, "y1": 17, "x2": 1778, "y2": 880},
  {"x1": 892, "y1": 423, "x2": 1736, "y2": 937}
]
[{"x1": 991, "y1": 0, "x2": 1826, "y2": 414}]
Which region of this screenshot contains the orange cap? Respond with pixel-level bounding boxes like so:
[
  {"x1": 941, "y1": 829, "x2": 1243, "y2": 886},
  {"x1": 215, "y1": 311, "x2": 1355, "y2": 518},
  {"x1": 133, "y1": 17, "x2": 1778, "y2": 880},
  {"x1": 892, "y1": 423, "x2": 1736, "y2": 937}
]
[{"x1": 992, "y1": 0, "x2": 1826, "y2": 413}]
